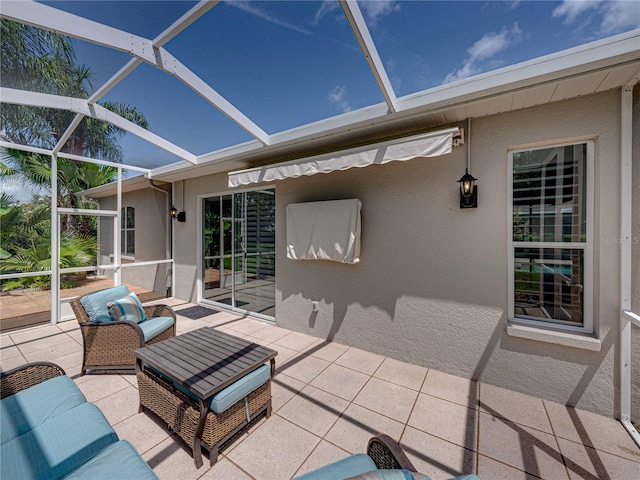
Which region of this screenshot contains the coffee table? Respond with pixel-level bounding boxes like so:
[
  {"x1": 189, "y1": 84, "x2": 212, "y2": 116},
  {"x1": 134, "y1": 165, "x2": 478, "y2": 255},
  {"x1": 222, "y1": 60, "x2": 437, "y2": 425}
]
[{"x1": 135, "y1": 327, "x2": 277, "y2": 467}]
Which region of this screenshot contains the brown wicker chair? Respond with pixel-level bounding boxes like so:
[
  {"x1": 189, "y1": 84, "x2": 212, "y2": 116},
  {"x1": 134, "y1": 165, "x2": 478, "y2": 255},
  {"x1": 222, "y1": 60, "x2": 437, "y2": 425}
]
[{"x1": 70, "y1": 288, "x2": 176, "y2": 375}]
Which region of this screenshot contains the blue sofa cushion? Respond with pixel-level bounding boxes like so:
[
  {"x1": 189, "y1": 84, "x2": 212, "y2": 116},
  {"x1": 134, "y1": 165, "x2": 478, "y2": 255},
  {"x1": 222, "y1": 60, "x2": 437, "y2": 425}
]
[
  {"x1": 294, "y1": 453, "x2": 378, "y2": 480},
  {"x1": 107, "y1": 292, "x2": 146, "y2": 323},
  {"x1": 62, "y1": 440, "x2": 157, "y2": 480},
  {"x1": 346, "y1": 470, "x2": 420, "y2": 480},
  {"x1": 1, "y1": 376, "x2": 86, "y2": 445},
  {"x1": 0, "y1": 402, "x2": 118, "y2": 480},
  {"x1": 80, "y1": 285, "x2": 129, "y2": 323},
  {"x1": 138, "y1": 316, "x2": 175, "y2": 342}
]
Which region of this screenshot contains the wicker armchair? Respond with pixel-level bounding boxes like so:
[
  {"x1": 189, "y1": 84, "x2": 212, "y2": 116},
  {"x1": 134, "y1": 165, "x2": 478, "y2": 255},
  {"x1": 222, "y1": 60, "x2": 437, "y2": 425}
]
[{"x1": 70, "y1": 287, "x2": 176, "y2": 375}]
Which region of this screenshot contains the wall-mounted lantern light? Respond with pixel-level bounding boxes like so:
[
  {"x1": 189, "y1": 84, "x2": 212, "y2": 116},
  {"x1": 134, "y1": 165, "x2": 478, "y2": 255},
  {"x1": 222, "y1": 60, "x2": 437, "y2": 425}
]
[
  {"x1": 170, "y1": 206, "x2": 178, "y2": 219},
  {"x1": 457, "y1": 169, "x2": 478, "y2": 209}
]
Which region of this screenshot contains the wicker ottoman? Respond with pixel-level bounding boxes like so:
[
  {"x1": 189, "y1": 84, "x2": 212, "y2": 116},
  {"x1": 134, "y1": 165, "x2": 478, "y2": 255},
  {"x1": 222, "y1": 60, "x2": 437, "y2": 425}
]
[{"x1": 137, "y1": 367, "x2": 272, "y2": 466}]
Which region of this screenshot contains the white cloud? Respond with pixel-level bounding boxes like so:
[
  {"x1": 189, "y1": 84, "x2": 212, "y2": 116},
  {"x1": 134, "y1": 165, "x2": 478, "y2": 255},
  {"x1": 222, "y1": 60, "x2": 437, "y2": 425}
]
[
  {"x1": 552, "y1": 0, "x2": 603, "y2": 24},
  {"x1": 552, "y1": 0, "x2": 639, "y2": 34},
  {"x1": 229, "y1": 1, "x2": 313, "y2": 35},
  {"x1": 444, "y1": 23, "x2": 522, "y2": 83},
  {"x1": 359, "y1": 0, "x2": 401, "y2": 26},
  {"x1": 313, "y1": 0, "x2": 340, "y2": 25},
  {"x1": 314, "y1": 0, "x2": 400, "y2": 26},
  {"x1": 601, "y1": 0, "x2": 640, "y2": 33},
  {"x1": 328, "y1": 85, "x2": 351, "y2": 113}
]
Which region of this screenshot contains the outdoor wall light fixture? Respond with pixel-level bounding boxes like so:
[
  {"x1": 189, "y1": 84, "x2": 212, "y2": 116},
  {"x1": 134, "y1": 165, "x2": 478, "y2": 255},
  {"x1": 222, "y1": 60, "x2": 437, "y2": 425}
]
[
  {"x1": 457, "y1": 169, "x2": 478, "y2": 209},
  {"x1": 170, "y1": 180, "x2": 187, "y2": 222},
  {"x1": 170, "y1": 205, "x2": 186, "y2": 222}
]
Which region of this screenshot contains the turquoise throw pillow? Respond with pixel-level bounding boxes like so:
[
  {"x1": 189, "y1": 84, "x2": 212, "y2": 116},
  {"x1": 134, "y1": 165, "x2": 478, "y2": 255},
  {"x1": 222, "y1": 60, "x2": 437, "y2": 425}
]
[{"x1": 107, "y1": 292, "x2": 146, "y2": 323}]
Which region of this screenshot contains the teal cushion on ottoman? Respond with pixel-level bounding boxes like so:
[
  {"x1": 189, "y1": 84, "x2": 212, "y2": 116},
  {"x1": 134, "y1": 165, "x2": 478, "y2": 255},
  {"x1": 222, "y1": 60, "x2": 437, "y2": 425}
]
[
  {"x1": 138, "y1": 316, "x2": 175, "y2": 342},
  {"x1": 0, "y1": 402, "x2": 118, "y2": 480},
  {"x1": 1, "y1": 376, "x2": 86, "y2": 444},
  {"x1": 80, "y1": 285, "x2": 129, "y2": 323},
  {"x1": 209, "y1": 364, "x2": 270, "y2": 414},
  {"x1": 63, "y1": 440, "x2": 158, "y2": 480}
]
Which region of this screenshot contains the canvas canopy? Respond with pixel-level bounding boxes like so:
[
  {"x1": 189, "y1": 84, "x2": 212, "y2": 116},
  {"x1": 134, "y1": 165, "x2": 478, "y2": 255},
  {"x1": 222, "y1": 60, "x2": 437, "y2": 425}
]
[{"x1": 228, "y1": 127, "x2": 459, "y2": 187}]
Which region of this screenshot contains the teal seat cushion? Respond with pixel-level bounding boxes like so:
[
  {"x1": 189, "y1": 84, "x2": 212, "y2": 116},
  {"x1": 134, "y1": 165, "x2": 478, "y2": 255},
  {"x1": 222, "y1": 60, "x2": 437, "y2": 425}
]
[
  {"x1": 0, "y1": 402, "x2": 118, "y2": 480},
  {"x1": 346, "y1": 470, "x2": 420, "y2": 480},
  {"x1": 80, "y1": 285, "x2": 129, "y2": 323},
  {"x1": 208, "y1": 364, "x2": 270, "y2": 414},
  {"x1": 62, "y1": 440, "x2": 158, "y2": 480},
  {"x1": 138, "y1": 316, "x2": 174, "y2": 342},
  {"x1": 151, "y1": 364, "x2": 270, "y2": 414},
  {"x1": 294, "y1": 453, "x2": 378, "y2": 480},
  {"x1": 107, "y1": 292, "x2": 146, "y2": 323},
  {"x1": 1, "y1": 376, "x2": 86, "y2": 445}
]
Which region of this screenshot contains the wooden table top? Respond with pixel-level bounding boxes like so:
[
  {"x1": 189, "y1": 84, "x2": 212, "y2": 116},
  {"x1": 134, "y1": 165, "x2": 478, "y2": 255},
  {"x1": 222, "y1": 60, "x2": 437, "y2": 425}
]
[{"x1": 135, "y1": 327, "x2": 277, "y2": 400}]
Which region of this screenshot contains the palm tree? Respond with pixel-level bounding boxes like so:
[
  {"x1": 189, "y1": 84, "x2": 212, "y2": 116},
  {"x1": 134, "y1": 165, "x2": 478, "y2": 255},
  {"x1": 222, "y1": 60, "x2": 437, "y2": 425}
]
[
  {"x1": 0, "y1": 19, "x2": 148, "y2": 288},
  {"x1": 1, "y1": 19, "x2": 148, "y2": 228}
]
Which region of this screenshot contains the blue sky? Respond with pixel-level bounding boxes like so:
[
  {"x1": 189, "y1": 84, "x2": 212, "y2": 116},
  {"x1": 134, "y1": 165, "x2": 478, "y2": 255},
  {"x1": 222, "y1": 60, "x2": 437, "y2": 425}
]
[{"x1": 24, "y1": 1, "x2": 640, "y2": 169}]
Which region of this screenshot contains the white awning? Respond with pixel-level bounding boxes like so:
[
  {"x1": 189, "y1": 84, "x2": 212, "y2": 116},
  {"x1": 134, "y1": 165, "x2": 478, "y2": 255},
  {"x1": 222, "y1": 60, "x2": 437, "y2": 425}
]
[{"x1": 228, "y1": 127, "x2": 459, "y2": 187}]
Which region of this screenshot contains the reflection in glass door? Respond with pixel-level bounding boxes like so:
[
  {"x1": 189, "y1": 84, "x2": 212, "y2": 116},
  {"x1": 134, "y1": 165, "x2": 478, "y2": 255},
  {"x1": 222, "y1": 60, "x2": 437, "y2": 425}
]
[{"x1": 202, "y1": 189, "x2": 275, "y2": 319}]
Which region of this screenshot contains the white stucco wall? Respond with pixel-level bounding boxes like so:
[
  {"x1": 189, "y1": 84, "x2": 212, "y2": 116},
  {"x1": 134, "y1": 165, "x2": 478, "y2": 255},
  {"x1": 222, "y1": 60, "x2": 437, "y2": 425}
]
[
  {"x1": 171, "y1": 89, "x2": 639, "y2": 421},
  {"x1": 273, "y1": 89, "x2": 637, "y2": 420}
]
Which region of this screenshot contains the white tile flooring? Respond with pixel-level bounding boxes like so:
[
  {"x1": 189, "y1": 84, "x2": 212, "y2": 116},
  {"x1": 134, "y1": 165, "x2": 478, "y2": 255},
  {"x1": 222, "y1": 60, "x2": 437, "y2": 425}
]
[{"x1": 2, "y1": 299, "x2": 639, "y2": 480}]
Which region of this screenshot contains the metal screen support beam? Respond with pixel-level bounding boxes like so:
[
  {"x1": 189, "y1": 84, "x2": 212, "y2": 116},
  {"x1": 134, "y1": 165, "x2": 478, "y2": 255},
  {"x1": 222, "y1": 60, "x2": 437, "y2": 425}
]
[
  {"x1": 1, "y1": 88, "x2": 197, "y2": 163},
  {"x1": 340, "y1": 0, "x2": 397, "y2": 113},
  {"x1": 50, "y1": 153, "x2": 59, "y2": 325},
  {"x1": 1, "y1": 1, "x2": 268, "y2": 146},
  {"x1": 115, "y1": 168, "x2": 122, "y2": 286}
]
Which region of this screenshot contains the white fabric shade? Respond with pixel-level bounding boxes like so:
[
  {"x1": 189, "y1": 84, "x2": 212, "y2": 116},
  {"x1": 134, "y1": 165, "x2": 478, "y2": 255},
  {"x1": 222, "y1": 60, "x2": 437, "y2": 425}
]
[
  {"x1": 228, "y1": 127, "x2": 459, "y2": 187},
  {"x1": 286, "y1": 199, "x2": 361, "y2": 264}
]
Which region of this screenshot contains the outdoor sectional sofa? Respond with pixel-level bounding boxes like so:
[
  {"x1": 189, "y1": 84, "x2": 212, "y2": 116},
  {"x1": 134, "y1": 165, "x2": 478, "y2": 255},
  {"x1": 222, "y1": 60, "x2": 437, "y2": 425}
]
[
  {"x1": 0, "y1": 362, "x2": 157, "y2": 480},
  {"x1": 295, "y1": 434, "x2": 481, "y2": 480},
  {"x1": 70, "y1": 284, "x2": 176, "y2": 375}
]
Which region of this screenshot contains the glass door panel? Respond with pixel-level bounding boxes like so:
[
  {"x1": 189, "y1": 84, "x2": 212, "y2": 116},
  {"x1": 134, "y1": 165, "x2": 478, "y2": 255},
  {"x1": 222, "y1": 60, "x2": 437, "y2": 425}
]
[{"x1": 202, "y1": 189, "x2": 275, "y2": 318}]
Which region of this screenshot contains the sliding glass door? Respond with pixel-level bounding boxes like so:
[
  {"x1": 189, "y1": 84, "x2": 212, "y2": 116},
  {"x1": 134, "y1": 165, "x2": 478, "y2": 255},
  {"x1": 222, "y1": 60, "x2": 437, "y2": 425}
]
[{"x1": 202, "y1": 189, "x2": 275, "y2": 319}]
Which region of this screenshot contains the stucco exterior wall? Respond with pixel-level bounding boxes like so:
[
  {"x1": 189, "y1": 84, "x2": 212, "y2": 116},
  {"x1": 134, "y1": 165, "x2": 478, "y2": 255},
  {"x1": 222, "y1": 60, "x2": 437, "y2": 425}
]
[
  {"x1": 170, "y1": 89, "x2": 638, "y2": 421},
  {"x1": 272, "y1": 89, "x2": 637, "y2": 420},
  {"x1": 99, "y1": 187, "x2": 170, "y2": 294}
]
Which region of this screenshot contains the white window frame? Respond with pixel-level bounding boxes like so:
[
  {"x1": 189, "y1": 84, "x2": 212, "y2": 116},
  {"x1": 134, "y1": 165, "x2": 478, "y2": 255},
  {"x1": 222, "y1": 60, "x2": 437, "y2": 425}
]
[
  {"x1": 507, "y1": 140, "x2": 594, "y2": 334},
  {"x1": 121, "y1": 206, "x2": 135, "y2": 256}
]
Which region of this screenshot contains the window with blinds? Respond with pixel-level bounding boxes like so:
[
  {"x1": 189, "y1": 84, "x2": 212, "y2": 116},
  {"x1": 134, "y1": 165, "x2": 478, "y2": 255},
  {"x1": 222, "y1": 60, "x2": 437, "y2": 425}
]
[
  {"x1": 121, "y1": 206, "x2": 135, "y2": 256},
  {"x1": 509, "y1": 142, "x2": 592, "y2": 332}
]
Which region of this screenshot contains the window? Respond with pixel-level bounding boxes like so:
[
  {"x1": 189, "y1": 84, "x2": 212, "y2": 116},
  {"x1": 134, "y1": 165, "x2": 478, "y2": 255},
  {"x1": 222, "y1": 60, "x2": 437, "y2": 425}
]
[
  {"x1": 121, "y1": 206, "x2": 135, "y2": 256},
  {"x1": 508, "y1": 141, "x2": 593, "y2": 333}
]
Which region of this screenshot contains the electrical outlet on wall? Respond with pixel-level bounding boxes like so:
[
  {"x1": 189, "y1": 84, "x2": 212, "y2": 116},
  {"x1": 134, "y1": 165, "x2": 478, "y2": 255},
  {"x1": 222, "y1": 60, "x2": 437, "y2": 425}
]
[{"x1": 311, "y1": 301, "x2": 319, "y2": 312}]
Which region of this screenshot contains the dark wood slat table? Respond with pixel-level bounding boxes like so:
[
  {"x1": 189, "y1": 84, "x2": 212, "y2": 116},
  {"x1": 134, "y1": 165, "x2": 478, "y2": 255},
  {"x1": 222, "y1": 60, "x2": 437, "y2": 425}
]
[{"x1": 134, "y1": 327, "x2": 277, "y2": 467}]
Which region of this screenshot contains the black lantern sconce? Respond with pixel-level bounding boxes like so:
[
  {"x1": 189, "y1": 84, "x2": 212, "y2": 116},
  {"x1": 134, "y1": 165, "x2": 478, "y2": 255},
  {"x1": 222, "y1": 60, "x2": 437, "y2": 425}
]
[
  {"x1": 457, "y1": 168, "x2": 478, "y2": 209},
  {"x1": 170, "y1": 205, "x2": 186, "y2": 222},
  {"x1": 170, "y1": 180, "x2": 187, "y2": 222}
]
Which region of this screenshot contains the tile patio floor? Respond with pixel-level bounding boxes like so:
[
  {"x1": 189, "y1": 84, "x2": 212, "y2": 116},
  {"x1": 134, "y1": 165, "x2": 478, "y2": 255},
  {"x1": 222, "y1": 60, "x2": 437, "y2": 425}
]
[{"x1": 1, "y1": 299, "x2": 639, "y2": 480}]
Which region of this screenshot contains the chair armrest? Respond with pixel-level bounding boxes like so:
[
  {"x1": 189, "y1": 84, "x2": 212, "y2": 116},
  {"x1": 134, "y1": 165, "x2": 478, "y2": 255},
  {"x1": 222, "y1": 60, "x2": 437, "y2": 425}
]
[
  {"x1": 0, "y1": 362, "x2": 66, "y2": 399},
  {"x1": 367, "y1": 434, "x2": 417, "y2": 472},
  {"x1": 143, "y1": 304, "x2": 176, "y2": 320},
  {"x1": 80, "y1": 320, "x2": 145, "y2": 346}
]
